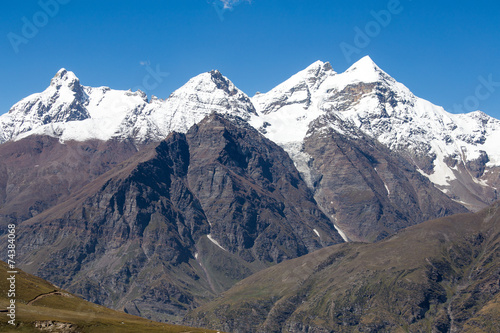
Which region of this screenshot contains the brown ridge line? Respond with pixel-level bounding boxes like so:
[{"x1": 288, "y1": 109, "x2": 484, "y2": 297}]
[
  {"x1": 26, "y1": 290, "x2": 63, "y2": 305},
  {"x1": 0, "y1": 290, "x2": 63, "y2": 312}
]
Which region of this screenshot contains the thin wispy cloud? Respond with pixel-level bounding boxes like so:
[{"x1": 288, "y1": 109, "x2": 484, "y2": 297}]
[{"x1": 216, "y1": 0, "x2": 252, "y2": 10}]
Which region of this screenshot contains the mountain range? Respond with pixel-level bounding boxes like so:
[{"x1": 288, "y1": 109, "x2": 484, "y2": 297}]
[
  {"x1": 2, "y1": 56, "x2": 498, "y2": 213},
  {"x1": 0, "y1": 56, "x2": 499, "y2": 326}
]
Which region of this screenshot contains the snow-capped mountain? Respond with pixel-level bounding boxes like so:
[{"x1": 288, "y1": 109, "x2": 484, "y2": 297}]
[
  {"x1": 143, "y1": 70, "x2": 257, "y2": 137},
  {"x1": 0, "y1": 69, "x2": 149, "y2": 143},
  {"x1": 3, "y1": 58, "x2": 498, "y2": 323},
  {"x1": 0, "y1": 69, "x2": 255, "y2": 144},
  {"x1": 251, "y1": 56, "x2": 500, "y2": 210},
  {"x1": 1, "y1": 57, "x2": 499, "y2": 210}
]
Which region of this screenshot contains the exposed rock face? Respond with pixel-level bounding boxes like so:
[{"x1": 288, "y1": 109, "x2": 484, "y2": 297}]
[
  {"x1": 466, "y1": 150, "x2": 490, "y2": 178},
  {"x1": 185, "y1": 115, "x2": 342, "y2": 261},
  {"x1": 303, "y1": 114, "x2": 468, "y2": 242},
  {"x1": 11, "y1": 114, "x2": 343, "y2": 322},
  {"x1": 34, "y1": 321, "x2": 79, "y2": 333},
  {"x1": 185, "y1": 202, "x2": 500, "y2": 333}
]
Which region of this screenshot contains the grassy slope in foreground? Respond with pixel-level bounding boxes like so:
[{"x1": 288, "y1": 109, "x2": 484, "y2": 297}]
[
  {"x1": 186, "y1": 203, "x2": 500, "y2": 332},
  {"x1": 0, "y1": 260, "x2": 224, "y2": 333}
]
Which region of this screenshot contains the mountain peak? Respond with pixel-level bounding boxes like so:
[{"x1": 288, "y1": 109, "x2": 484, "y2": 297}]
[
  {"x1": 184, "y1": 70, "x2": 228, "y2": 88},
  {"x1": 261, "y1": 60, "x2": 336, "y2": 95},
  {"x1": 171, "y1": 70, "x2": 254, "y2": 107},
  {"x1": 305, "y1": 60, "x2": 333, "y2": 72},
  {"x1": 208, "y1": 69, "x2": 233, "y2": 91},
  {"x1": 209, "y1": 69, "x2": 222, "y2": 76},
  {"x1": 50, "y1": 68, "x2": 81, "y2": 90},
  {"x1": 302, "y1": 60, "x2": 335, "y2": 78},
  {"x1": 346, "y1": 56, "x2": 382, "y2": 75},
  {"x1": 155, "y1": 69, "x2": 256, "y2": 135},
  {"x1": 331, "y1": 55, "x2": 393, "y2": 87}
]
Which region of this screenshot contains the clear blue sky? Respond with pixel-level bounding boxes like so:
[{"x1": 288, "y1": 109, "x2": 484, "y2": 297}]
[{"x1": 1, "y1": 0, "x2": 499, "y2": 118}]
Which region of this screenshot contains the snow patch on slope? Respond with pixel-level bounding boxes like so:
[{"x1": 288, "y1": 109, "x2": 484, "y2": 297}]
[
  {"x1": 207, "y1": 234, "x2": 227, "y2": 251},
  {"x1": 334, "y1": 224, "x2": 349, "y2": 242}
]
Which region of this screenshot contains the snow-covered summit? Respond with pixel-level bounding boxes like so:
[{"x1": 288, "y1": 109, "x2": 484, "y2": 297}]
[
  {"x1": 344, "y1": 55, "x2": 383, "y2": 80},
  {"x1": 1, "y1": 59, "x2": 499, "y2": 210},
  {"x1": 50, "y1": 68, "x2": 81, "y2": 89},
  {"x1": 0, "y1": 69, "x2": 91, "y2": 143},
  {"x1": 251, "y1": 57, "x2": 500, "y2": 210},
  {"x1": 136, "y1": 69, "x2": 257, "y2": 138},
  {"x1": 165, "y1": 69, "x2": 256, "y2": 120},
  {"x1": 252, "y1": 60, "x2": 335, "y2": 115},
  {"x1": 251, "y1": 56, "x2": 500, "y2": 164},
  {"x1": 0, "y1": 68, "x2": 255, "y2": 144}
]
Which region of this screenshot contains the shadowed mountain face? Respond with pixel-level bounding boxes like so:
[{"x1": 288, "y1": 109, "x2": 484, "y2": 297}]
[
  {"x1": 185, "y1": 116, "x2": 344, "y2": 261},
  {"x1": 8, "y1": 114, "x2": 343, "y2": 322},
  {"x1": 0, "y1": 135, "x2": 140, "y2": 226},
  {"x1": 0, "y1": 113, "x2": 470, "y2": 324},
  {"x1": 185, "y1": 201, "x2": 500, "y2": 333}
]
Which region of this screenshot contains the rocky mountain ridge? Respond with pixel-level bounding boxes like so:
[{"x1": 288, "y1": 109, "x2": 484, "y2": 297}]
[
  {"x1": 1, "y1": 57, "x2": 498, "y2": 212},
  {"x1": 0, "y1": 68, "x2": 256, "y2": 145}
]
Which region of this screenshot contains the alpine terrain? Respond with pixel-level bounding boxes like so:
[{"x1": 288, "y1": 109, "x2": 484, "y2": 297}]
[
  {"x1": 185, "y1": 202, "x2": 500, "y2": 332},
  {"x1": 0, "y1": 56, "x2": 499, "y2": 326}
]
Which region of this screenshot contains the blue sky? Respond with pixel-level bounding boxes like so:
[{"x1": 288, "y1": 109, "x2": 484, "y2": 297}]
[{"x1": 1, "y1": 0, "x2": 499, "y2": 119}]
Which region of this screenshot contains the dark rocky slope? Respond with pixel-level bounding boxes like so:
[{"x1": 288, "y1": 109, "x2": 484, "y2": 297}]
[
  {"x1": 9, "y1": 114, "x2": 343, "y2": 322},
  {"x1": 304, "y1": 114, "x2": 468, "y2": 242},
  {"x1": 185, "y1": 201, "x2": 500, "y2": 332},
  {"x1": 0, "y1": 113, "x2": 471, "y2": 324}
]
